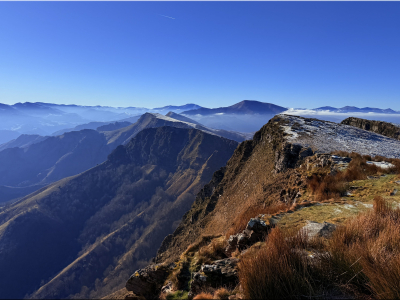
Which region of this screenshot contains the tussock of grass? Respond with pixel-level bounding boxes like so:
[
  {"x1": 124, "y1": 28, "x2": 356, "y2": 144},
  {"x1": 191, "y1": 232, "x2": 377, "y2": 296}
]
[
  {"x1": 238, "y1": 227, "x2": 322, "y2": 299},
  {"x1": 213, "y1": 288, "x2": 230, "y2": 299}
]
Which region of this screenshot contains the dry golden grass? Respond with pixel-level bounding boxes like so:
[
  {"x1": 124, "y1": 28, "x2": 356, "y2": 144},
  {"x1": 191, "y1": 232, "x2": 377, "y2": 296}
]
[
  {"x1": 237, "y1": 195, "x2": 400, "y2": 299},
  {"x1": 213, "y1": 288, "x2": 230, "y2": 299},
  {"x1": 193, "y1": 292, "x2": 214, "y2": 299},
  {"x1": 326, "y1": 196, "x2": 400, "y2": 299},
  {"x1": 238, "y1": 227, "x2": 322, "y2": 299},
  {"x1": 197, "y1": 237, "x2": 227, "y2": 265}
]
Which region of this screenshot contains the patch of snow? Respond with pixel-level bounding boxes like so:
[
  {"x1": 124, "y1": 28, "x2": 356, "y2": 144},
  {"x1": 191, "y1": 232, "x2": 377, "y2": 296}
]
[
  {"x1": 282, "y1": 125, "x2": 299, "y2": 139},
  {"x1": 278, "y1": 114, "x2": 400, "y2": 159},
  {"x1": 342, "y1": 204, "x2": 356, "y2": 210},
  {"x1": 366, "y1": 161, "x2": 395, "y2": 169}
]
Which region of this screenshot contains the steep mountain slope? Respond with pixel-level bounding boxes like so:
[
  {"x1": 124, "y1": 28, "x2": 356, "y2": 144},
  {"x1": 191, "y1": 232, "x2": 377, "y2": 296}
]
[
  {"x1": 166, "y1": 112, "x2": 253, "y2": 141},
  {"x1": 0, "y1": 185, "x2": 42, "y2": 205},
  {"x1": 0, "y1": 113, "x2": 240, "y2": 201},
  {"x1": 97, "y1": 121, "x2": 132, "y2": 132},
  {"x1": 182, "y1": 100, "x2": 286, "y2": 116},
  {"x1": 165, "y1": 111, "x2": 204, "y2": 126},
  {"x1": 105, "y1": 113, "x2": 249, "y2": 145},
  {"x1": 156, "y1": 114, "x2": 400, "y2": 264},
  {"x1": 0, "y1": 126, "x2": 238, "y2": 299},
  {"x1": 0, "y1": 129, "x2": 111, "y2": 187},
  {"x1": 341, "y1": 117, "x2": 400, "y2": 140}
]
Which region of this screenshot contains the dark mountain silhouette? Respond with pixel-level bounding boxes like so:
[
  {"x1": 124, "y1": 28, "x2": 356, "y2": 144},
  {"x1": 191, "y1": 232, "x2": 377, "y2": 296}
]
[
  {"x1": 153, "y1": 103, "x2": 203, "y2": 112},
  {"x1": 181, "y1": 100, "x2": 287, "y2": 116},
  {"x1": 0, "y1": 126, "x2": 238, "y2": 299}
]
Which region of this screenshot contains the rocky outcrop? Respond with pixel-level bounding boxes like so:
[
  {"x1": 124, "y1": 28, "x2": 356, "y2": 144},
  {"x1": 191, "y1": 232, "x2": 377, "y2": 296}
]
[
  {"x1": 341, "y1": 117, "x2": 400, "y2": 141},
  {"x1": 305, "y1": 154, "x2": 352, "y2": 173},
  {"x1": 189, "y1": 258, "x2": 238, "y2": 299},
  {"x1": 275, "y1": 144, "x2": 313, "y2": 173},
  {"x1": 125, "y1": 264, "x2": 170, "y2": 299},
  {"x1": 226, "y1": 217, "x2": 274, "y2": 255}
]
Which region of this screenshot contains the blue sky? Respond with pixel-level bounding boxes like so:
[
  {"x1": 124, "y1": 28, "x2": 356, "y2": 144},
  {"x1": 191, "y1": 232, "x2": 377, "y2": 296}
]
[{"x1": 0, "y1": 2, "x2": 399, "y2": 109}]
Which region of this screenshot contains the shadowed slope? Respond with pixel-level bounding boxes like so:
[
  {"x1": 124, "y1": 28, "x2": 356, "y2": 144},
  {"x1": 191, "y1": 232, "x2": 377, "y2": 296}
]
[{"x1": 0, "y1": 126, "x2": 237, "y2": 299}]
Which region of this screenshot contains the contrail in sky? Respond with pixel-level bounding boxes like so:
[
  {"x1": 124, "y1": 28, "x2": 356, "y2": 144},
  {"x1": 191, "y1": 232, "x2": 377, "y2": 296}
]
[{"x1": 159, "y1": 14, "x2": 175, "y2": 20}]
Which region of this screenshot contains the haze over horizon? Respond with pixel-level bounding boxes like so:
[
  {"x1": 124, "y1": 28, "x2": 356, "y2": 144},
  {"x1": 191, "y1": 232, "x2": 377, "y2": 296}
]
[{"x1": 0, "y1": 2, "x2": 399, "y2": 109}]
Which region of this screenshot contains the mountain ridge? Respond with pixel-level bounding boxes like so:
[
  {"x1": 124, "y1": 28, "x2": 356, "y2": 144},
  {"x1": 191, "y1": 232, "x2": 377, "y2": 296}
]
[{"x1": 0, "y1": 126, "x2": 238, "y2": 299}]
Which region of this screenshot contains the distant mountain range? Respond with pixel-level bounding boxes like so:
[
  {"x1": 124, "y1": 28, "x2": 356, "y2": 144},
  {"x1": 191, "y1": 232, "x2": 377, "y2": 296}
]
[
  {"x1": 1, "y1": 100, "x2": 400, "y2": 145},
  {"x1": 314, "y1": 106, "x2": 400, "y2": 114}
]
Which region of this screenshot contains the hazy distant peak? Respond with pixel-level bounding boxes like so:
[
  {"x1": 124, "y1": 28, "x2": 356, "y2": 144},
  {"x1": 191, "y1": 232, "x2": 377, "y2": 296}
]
[
  {"x1": 152, "y1": 103, "x2": 203, "y2": 111},
  {"x1": 181, "y1": 100, "x2": 287, "y2": 116},
  {"x1": 314, "y1": 106, "x2": 400, "y2": 114}
]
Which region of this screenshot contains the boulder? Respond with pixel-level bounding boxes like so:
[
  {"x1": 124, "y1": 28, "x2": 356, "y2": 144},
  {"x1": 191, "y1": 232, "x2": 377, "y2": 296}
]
[
  {"x1": 189, "y1": 258, "x2": 238, "y2": 299},
  {"x1": 300, "y1": 221, "x2": 337, "y2": 240},
  {"x1": 226, "y1": 217, "x2": 273, "y2": 255},
  {"x1": 125, "y1": 264, "x2": 169, "y2": 299}
]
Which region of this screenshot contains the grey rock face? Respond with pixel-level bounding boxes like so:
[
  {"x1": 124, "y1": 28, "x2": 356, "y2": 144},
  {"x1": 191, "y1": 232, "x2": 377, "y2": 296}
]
[
  {"x1": 300, "y1": 221, "x2": 337, "y2": 240},
  {"x1": 225, "y1": 217, "x2": 273, "y2": 255},
  {"x1": 275, "y1": 143, "x2": 313, "y2": 173},
  {"x1": 189, "y1": 258, "x2": 239, "y2": 299},
  {"x1": 126, "y1": 264, "x2": 169, "y2": 299}
]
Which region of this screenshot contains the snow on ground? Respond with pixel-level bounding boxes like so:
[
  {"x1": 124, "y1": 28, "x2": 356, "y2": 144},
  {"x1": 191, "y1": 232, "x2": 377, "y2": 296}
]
[
  {"x1": 366, "y1": 161, "x2": 395, "y2": 169},
  {"x1": 279, "y1": 114, "x2": 400, "y2": 159}
]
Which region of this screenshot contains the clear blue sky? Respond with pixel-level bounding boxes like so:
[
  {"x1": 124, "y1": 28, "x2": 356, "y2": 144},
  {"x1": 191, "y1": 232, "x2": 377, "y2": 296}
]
[{"x1": 0, "y1": 2, "x2": 399, "y2": 109}]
